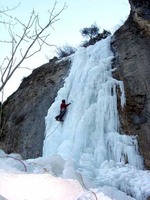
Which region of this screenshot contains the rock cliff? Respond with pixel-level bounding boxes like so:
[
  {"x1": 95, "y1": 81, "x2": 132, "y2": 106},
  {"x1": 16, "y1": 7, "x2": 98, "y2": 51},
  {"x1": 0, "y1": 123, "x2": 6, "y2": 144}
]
[
  {"x1": 0, "y1": 58, "x2": 71, "y2": 159},
  {"x1": 111, "y1": 0, "x2": 150, "y2": 169}
]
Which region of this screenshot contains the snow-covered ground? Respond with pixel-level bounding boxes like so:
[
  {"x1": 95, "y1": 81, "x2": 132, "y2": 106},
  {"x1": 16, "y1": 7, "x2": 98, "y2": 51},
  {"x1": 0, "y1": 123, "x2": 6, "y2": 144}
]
[{"x1": 0, "y1": 150, "x2": 137, "y2": 200}]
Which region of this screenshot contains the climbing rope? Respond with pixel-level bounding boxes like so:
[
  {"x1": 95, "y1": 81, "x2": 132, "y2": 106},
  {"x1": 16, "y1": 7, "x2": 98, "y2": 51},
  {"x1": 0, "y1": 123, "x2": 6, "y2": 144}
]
[
  {"x1": 0, "y1": 155, "x2": 27, "y2": 172},
  {"x1": 78, "y1": 172, "x2": 98, "y2": 200},
  {"x1": 6, "y1": 155, "x2": 27, "y2": 172},
  {"x1": 45, "y1": 123, "x2": 60, "y2": 138}
]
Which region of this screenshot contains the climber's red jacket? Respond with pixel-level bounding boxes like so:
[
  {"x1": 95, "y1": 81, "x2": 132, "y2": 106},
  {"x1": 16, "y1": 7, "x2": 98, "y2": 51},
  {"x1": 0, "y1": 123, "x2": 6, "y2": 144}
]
[{"x1": 60, "y1": 102, "x2": 70, "y2": 111}]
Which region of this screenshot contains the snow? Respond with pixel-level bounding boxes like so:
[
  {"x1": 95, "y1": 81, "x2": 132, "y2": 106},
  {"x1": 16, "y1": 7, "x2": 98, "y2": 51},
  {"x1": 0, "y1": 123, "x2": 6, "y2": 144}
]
[{"x1": 0, "y1": 37, "x2": 150, "y2": 200}]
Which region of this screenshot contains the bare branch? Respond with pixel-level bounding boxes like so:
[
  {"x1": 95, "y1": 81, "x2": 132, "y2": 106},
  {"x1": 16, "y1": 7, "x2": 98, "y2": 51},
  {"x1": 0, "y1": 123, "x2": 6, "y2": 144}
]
[
  {"x1": 0, "y1": 3, "x2": 20, "y2": 14},
  {"x1": 18, "y1": 66, "x2": 34, "y2": 70},
  {"x1": 0, "y1": 2, "x2": 67, "y2": 92}
]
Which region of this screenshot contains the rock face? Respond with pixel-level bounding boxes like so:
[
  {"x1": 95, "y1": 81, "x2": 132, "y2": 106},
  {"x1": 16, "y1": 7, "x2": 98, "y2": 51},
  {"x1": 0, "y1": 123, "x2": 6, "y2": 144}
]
[
  {"x1": 111, "y1": 0, "x2": 150, "y2": 169},
  {"x1": 129, "y1": 0, "x2": 150, "y2": 35},
  {"x1": 0, "y1": 58, "x2": 71, "y2": 159}
]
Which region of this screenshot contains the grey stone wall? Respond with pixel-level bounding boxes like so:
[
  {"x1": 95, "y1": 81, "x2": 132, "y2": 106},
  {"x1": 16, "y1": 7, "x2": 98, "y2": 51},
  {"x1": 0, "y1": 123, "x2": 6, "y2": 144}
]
[
  {"x1": 0, "y1": 58, "x2": 71, "y2": 159},
  {"x1": 111, "y1": 1, "x2": 150, "y2": 169}
]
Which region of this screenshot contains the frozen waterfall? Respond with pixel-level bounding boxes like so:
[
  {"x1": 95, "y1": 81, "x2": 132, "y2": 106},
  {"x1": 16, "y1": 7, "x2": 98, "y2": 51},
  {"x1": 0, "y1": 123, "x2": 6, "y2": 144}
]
[
  {"x1": 43, "y1": 36, "x2": 142, "y2": 168},
  {"x1": 43, "y1": 37, "x2": 150, "y2": 199}
]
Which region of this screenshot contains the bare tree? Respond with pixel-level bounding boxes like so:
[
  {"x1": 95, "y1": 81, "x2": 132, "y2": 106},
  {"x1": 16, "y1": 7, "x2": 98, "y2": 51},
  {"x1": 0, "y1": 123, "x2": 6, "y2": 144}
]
[{"x1": 0, "y1": 2, "x2": 67, "y2": 94}]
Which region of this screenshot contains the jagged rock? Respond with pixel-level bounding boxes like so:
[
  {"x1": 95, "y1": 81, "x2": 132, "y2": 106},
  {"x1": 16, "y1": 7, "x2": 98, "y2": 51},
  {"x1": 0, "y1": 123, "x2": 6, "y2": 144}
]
[
  {"x1": 129, "y1": 0, "x2": 150, "y2": 35},
  {"x1": 111, "y1": 1, "x2": 150, "y2": 169},
  {"x1": 0, "y1": 58, "x2": 71, "y2": 159}
]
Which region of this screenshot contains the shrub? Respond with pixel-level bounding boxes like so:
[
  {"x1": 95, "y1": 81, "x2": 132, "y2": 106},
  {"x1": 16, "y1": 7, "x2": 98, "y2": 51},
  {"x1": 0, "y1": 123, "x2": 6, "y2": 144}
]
[
  {"x1": 56, "y1": 44, "x2": 76, "y2": 59},
  {"x1": 80, "y1": 24, "x2": 99, "y2": 40},
  {"x1": 80, "y1": 23, "x2": 111, "y2": 47}
]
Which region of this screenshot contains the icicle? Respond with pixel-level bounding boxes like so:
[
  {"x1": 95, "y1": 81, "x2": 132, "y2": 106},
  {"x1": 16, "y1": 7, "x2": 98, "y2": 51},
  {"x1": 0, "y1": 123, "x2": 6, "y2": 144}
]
[{"x1": 43, "y1": 36, "x2": 143, "y2": 185}]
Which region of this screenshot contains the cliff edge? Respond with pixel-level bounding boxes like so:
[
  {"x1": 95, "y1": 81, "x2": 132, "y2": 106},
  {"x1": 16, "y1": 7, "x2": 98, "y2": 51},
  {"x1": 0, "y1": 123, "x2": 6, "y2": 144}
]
[{"x1": 111, "y1": 0, "x2": 150, "y2": 169}]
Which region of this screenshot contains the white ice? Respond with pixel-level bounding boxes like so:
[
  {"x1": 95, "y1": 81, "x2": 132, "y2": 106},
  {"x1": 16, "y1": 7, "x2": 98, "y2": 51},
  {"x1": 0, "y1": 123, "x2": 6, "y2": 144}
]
[
  {"x1": 43, "y1": 36, "x2": 150, "y2": 200},
  {"x1": 0, "y1": 37, "x2": 150, "y2": 200}
]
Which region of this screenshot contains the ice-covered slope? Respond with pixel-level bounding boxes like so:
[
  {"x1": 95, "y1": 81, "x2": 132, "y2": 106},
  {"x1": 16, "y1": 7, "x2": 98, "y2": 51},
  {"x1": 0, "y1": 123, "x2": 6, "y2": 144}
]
[{"x1": 43, "y1": 37, "x2": 150, "y2": 199}]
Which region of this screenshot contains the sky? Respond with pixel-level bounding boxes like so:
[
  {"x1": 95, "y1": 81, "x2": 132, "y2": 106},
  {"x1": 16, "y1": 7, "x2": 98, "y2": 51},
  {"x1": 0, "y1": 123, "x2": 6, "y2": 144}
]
[
  {"x1": 0, "y1": 37, "x2": 150, "y2": 200},
  {"x1": 0, "y1": 0, "x2": 130, "y2": 46},
  {"x1": 0, "y1": 0, "x2": 130, "y2": 100}
]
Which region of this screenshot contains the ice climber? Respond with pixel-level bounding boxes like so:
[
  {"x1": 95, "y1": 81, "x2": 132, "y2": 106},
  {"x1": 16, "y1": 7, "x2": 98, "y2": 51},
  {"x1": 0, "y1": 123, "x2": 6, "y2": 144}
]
[{"x1": 55, "y1": 99, "x2": 71, "y2": 122}]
